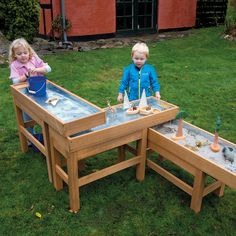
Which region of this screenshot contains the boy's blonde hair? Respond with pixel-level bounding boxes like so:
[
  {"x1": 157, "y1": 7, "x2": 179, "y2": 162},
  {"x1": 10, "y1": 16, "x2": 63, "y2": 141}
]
[
  {"x1": 8, "y1": 38, "x2": 36, "y2": 64},
  {"x1": 131, "y1": 42, "x2": 149, "y2": 58}
]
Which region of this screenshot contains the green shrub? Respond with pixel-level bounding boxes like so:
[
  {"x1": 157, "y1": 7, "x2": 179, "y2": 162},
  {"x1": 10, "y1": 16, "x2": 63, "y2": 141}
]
[
  {"x1": 0, "y1": 0, "x2": 8, "y2": 30},
  {"x1": 225, "y1": 0, "x2": 236, "y2": 33},
  {"x1": 2, "y1": 0, "x2": 40, "y2": 42}
]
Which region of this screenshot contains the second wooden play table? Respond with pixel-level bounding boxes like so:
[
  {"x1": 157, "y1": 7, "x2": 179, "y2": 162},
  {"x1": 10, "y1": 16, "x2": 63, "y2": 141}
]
[{"x1": 49, "y1": 98, "x2": 178, "y2": 212}]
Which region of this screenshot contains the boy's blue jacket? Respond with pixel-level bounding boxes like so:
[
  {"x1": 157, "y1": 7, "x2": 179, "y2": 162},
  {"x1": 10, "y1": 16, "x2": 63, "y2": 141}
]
[{"x1": 118, "y1": 63, "x2": 160, "y2": 101}]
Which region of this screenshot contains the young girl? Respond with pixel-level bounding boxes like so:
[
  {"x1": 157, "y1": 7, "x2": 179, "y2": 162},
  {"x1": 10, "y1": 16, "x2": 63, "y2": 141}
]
[
  {"x1": 9, "y1": 38, "x2": 52, "y2": 138},
  {"x1": 9, "y1": 38, "x2": 51, "y2": 84},
  {"x1": 117, "y1": 42, "x2": 160, "y2": 102}
]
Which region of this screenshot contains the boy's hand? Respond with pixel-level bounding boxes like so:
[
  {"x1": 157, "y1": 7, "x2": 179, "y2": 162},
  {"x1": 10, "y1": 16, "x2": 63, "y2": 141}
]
[
  {"x1": 155, "y1": 91, "x2": 161, "y2": 101},
  {"x1": 117, "y1": 93, "x2": 124, "y2": 103}
]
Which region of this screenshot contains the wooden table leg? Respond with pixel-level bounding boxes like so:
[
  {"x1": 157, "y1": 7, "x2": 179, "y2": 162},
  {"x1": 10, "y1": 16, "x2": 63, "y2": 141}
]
[
  {"x1": 214, "y1": 183, "x2": 225, "y2": 197},
  {"x1": 136, "y1": 129, "x2": 147, "y2": 181},
  {"x1": 51, "y1": 145, "x2": 63, "y2": 190},
  {"x1": 118, "y1": 145, "x2": 126, "y2": 162},
  {"x1": 190, "y1": 170, "x2": 205, "y2": 213},
  {"x1": 14, "y1": 104, "x2": 28, "y2": 152},
  {"x1": 41, "y1": 122, "x2": 52, "y2": 182},
  {"x1": 68, "y1": 153, "x2": 80, "y2": 213}
]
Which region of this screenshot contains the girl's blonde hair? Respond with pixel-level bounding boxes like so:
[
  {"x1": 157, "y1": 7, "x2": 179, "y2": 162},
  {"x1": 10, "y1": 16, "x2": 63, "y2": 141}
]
[
  {"x1": 8, "y1": 38, "x2": 36, "y2": 64},
  {"x1": 131, "y1": 42, "x2": 149, "y2": 58}
]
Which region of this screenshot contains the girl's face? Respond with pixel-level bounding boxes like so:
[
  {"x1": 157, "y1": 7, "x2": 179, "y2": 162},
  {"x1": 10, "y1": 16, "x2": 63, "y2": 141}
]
[
  {"x1": 132, "y1": 51, "x2": 147, "y2": 69},
  {"x1": 14, "y1": 46, "x2": 30, "y2": 64}
]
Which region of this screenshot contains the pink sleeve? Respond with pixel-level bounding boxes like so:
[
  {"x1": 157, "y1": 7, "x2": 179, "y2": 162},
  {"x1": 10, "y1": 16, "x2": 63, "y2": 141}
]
[
  {"x1": 9, "y1": 63, "x2": 20, "y2": 79},
  {"x1": 33, "y1": 55, "x2": 45, "y2": 68}
]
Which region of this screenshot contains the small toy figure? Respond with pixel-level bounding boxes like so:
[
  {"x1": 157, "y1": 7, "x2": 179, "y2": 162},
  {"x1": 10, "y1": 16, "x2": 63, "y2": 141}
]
[
  {"x1": 106, "y1": 98, "x2": 116, "y2": 120},
  {"x1": 123, "y1": 90, "x2": 131, "y2": 110},
  {"x1": 222, "y1": 146, "x2": 235, "y2": 164},
  {"x1": 210, "y1": 116, "x2": 221, "y2": 152},
  {"x1": 172, "y1": 110, "x2": 189, "y2": 141},
  {"x1": 126, "y1": 104, "x2": 139, "y2": 115}
]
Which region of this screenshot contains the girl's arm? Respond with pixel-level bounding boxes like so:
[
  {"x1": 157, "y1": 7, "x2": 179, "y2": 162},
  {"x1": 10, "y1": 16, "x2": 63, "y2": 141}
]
[
  {"x1": 29, "y1": 64, "x2": 51, "y2": 74},
  {"x1": 29, "y1": 55, "x2": 52, "y2": 75},
  {"x1": 9, "y1": 63, "x2": 28, "y2": 84}
]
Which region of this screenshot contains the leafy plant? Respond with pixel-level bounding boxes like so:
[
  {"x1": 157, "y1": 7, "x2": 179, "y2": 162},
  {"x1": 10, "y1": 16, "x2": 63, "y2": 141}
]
[
  {"x1": 51, "y1": 15, "x2": 72, "y2": 40},
  {"x1": 175, "y1": 110, "x2": 189, "y2": 120},
  {"x1": 214, "y1": 116, "x2": 221, "y2": 133}
]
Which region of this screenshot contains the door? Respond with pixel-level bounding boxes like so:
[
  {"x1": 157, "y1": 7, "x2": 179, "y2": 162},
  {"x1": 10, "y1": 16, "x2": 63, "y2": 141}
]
[{"x1": 116, "y1": 0, "x2": 157, "y2": 33}]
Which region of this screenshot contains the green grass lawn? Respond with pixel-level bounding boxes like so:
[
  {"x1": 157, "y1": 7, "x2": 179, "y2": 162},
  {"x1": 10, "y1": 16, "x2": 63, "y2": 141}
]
[{"x1": 0, "y1": 26, "x2": 236, "y2": 235}]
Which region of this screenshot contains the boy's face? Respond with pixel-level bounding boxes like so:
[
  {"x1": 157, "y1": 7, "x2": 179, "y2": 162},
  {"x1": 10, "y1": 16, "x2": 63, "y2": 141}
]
[
  {"x1": 14, "y1": 46, "x2": 30, "y2": 64},
  {"x1": 132, "y1": 51, "x2": 147, "y2": 69}
]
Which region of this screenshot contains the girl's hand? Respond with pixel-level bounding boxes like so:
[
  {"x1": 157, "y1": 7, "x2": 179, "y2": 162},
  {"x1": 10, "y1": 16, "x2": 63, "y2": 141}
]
[
  {"x1": 117, "y1": 93, "x2": 124, "y2": 103},
  {"x1": 29, "y1": 67, "x2": 39, "y2": 74},
  {"x1": 20, "y1": 74, "x2": 27, "y2": 82},
  {"x1": 155, "y1": 91, "x2": 161, "y2": 101}
]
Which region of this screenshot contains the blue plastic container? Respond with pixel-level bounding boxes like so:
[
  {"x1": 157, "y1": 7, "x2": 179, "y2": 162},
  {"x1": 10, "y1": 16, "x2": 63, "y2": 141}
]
[
  {"x1": 31, "y1": 133, "x2": 44, "y2": 153},
  {"x1": 28, "y1": 76, "x2": 47, "y2": 96}
]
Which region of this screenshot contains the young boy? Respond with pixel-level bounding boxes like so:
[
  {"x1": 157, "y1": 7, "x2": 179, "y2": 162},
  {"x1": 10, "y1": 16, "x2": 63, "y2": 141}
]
[{"x1": 117, "y1": 42, "x2": 160, "y2": 102}]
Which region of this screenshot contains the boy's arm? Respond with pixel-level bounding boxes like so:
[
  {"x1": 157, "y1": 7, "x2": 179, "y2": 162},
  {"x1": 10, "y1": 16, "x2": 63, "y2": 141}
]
[
  {"x1": 118, "y1": 67, "x2": 130, "y2": 94},
  {"x1": 149, "y1": 65, "x2": 161, "y2": 99},
  {"x1": 117, "y1": 67, "x2": 130, "y2": 103},
  {"x1": 149, "y1": 65, "x2": 160, "y2": 92}
]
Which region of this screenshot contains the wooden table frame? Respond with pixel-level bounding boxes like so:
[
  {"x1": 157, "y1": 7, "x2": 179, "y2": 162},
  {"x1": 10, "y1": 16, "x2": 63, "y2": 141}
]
[
  {"x1": 10, "y1": 81, "x2": 105, "y2": 182},
  {"x1": 49, "y1": 103, "x2": 178, "y2": 212},
  {"x1": 11, "y1": 83, "x2": 53, "y2": 182},
  {"x1": 147, "y1": 122, "x2": 236, "y2": 213}
]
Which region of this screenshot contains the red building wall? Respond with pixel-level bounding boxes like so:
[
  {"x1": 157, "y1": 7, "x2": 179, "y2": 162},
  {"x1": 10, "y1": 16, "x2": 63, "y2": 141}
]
[
  {"x1": 39, "y1": 0, "x2": 116, "y2": 37},
  {"x1": 158, "y1": 0, "x2": 197, "y2": 30},
  {"x1": 39, "y1": 0, "x2": 197, "y2": 38}
]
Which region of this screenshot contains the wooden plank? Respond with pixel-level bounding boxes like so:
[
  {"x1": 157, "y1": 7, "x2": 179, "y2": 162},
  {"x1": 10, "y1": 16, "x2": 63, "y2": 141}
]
[
  {"x1": 147, "y1": 159, "x2": 193, "y2": 196},
  {"x1": 78, "y1": 155, "x2": 142, "y2": 187},
  {"x1": 118, "y1": 145, "x2": 126, "y2": 162},
  {"x1": 41, "y1": 122, "x2": 53, "y2": 182},
  {"x1": 190, "y1": 170, "x2": 205, "y2": 213},
  {"x1": 20, "y1": 125, "x2": 46, "y2": 155},
  {"x1": 13, "y1": 101, "x2": 28, "y2": 152},
  {"x1": 51, "y1": 143, "x2": 63, "y2": 190},
  {"x1": 55, "y1": 164, "x2": 68, "y2": 184},
  {"x1": 125, "y1": 144, "x2": 137, "y2": 155},
  {"x1": 203, "y1": 180, "x2": 223, "y2": 197},
  {"x1": 148, "y1": 140, "x2": 196, "y2": 175},
  {"x1": 68, "y1": 106, "x2": 178, "y2": 152},
  {"x1": 136, "y1": 129, "x2": 147, "y2": 181},
  {"x1": 67, "y1": 153, "x2": 80, "y2": 213},
  {"x1": 72, "y1": 131, "x2": 143, "y2": 160},
  {"x1": 49, "y1": 126, "x2": 69, "y2": 157}
]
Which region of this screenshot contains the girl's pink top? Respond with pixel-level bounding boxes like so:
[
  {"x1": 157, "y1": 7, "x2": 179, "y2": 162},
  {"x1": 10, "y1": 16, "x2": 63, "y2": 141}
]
[{"x1": 9, "y1": 55, "x2": 46, "y2": 79}]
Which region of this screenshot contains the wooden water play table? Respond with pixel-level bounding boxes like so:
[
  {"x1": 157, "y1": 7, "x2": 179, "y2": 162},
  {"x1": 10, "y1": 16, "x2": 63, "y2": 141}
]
[
  {"x1": 11, "y1": 80, "x2": 106, "y2": 182},
  {"x1": 49, "y1": 98, "x2": 178, "y2": 212},
  {"x1": 147, "y1": 120, "x2": 236, "y2": 213}
]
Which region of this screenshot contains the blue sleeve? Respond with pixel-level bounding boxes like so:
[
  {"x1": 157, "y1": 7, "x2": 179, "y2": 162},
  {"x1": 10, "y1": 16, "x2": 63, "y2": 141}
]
[
  {"x1": 118, "y1": 66, "x2": 130, "y2": 94},
  {"x1": 149, "y1": 65, "x2": 160, "y2": 92}
]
